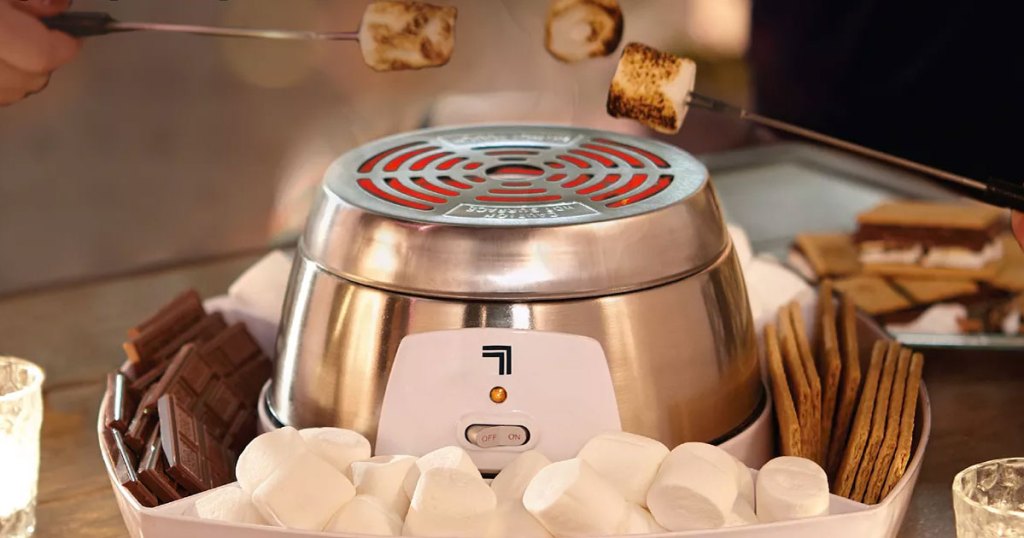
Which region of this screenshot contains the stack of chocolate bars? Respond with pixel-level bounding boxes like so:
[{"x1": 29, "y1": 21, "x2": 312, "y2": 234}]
[
  {"x1": 790, "y1": 201, "x2": 1023, "y2": 333},
  {"x1": 101, "y1": 290, "x2": 273, "y2": 507}
]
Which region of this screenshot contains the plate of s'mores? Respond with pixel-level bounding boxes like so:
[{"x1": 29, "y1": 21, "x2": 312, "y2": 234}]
[{"x1": 788, "y1": 200, "x2": 1024, "y2": 345}]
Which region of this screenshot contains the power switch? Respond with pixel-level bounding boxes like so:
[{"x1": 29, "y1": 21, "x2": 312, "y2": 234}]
[{"x1": 465, "y1": 425, "x2": 530, "y2": 448}]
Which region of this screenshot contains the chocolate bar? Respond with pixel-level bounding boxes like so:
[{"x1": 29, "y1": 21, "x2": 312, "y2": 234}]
[
  {"x1": 193, "y1": 383, "x2": 243, "y2": 441},
  {"x1": 199, "y1": 323, "x2": 262, "y2": 377},
  {"x1": 157, "y1": 395, "x2": 235, "y2": 494},
  {"x1": 124, "y1": 405, "x2": 158, "y2": 455},
  {"x1": 225, "y1": 356, "x2": 273, "y2": 406},
  {"x1": 127, "y1": 360, "x2": 170, "y2": 393},
  {"x1": 150, "y1": 313, "x2": 228, "y2": 365},
  {"x1": 110, "y1": 429, "x2": 159, "y2": 508},
  {"x1": 123, "y1": 301, "x2": 212, "y2": 366},
  {"x1": 128, "y1": 289, "x2": 204, "y2": 339},
  {"x1": 104, "y1": 373, "x2": 138, "y2": 432},
  {"x1": 223, "y1": 411, "x2": 257, "y2": 453},
  {"x1": 137, "y1": 426, "x2": 185, "y2": 503},
  {"x1": 139, "y1": 344, "x2": 216, "y2": 414}
]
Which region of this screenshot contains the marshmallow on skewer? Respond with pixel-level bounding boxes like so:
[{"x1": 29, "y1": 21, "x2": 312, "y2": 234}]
[
  {"x1": 252, "y1": 454, "x2": 357, "y2": 531},
  {"x1": 194, "y1": 484, "x2": 267, "y2": 525},
  {"x1": 607, "y1": 42, "x2": 696, "y2": 134},
  {"x1": 646, "y1": 443, "x2": 739, "y2": 531},
  {"x1": 488, "y1": 502, "x2": 553, "y2": 538},
  {"x1": 490, "y1": 450, "x2": 551, "y2": 503},
  {"x1": 326, "y1": 494, "x2": 404, "y2": 536},
  {"x1": 545, "y1": 0, "x2": 623, "y2": 62},
  {"x1": 619, "y1": 503, "x2": 667, "y2": 535},
  {"x1": 403, "y1": 445, "x2": 480, "y2": 498},
  {"x1": 403, "y1": 467, "x2": 497, "y2": 538},
  {"x1": 236, "y1": 427, "x2": 309, "y2": 494},
  {"x1": 351, "y1": 455, "x2": 418, "y2": 516},
  {"x1": 577, "y1": 431, "x2": 669, "y2": 506},
  {"x1": 299, "y1": 427, "x2": 371, "y2": 475},
  {"x1": 522, "y1": 458, "x2": 631, "y2": 537},
  {"x1": 756, "y1": 456, "x2": 830, "y2": 523},
  {"x1": 359, "y1": 1, "x2": 457, "y2": 72}
]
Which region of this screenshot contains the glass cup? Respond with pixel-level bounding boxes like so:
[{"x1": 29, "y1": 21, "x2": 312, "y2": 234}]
[
  {"x1": 0, "y1": 357, "x2": 44, "y2": 538},
  {"x1": 954, "y1": 457, "x2": 1024, "y2": 537}
]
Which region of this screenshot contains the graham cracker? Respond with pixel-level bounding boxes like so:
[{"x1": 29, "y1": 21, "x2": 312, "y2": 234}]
[
  {"x1": 778, "y1": 305, "x2": 817, "y2": 463},
  {"x1": 787, "y1": 301, "x2": 822, "y2": 465},
  {"x1": 891, "y1": 278, "x2": 980, "y2": 305},
  {"x1": 794, "y1": 233, "x2": 862, "y2": 278},
  {"x1": 833, "y1": 340, "x2": 886, "y2": 497},
  {"x1": 856, "y1": 201, "x2": 1004, "y2": 230},
  {"x1": 827, "y1": 297, "x2": 861, "y2": 479},
  {"x1": 989, "y1": 234, "x2": 1024, "y2": 292},
  {"x1": 817, "y1": 282, "x2": 842, "y2": 470},
  {"x1": 880, "y1": 352, "x2": 925, "y2": 499},
  {"x1": 765, "y1": 323, "x2": 802, "y2": 458},
  {"x1": 864, "y1": 347, "x2": 912, "y2": 504},
  {"x1": 850, "y1": 341, "x2": 901, "y2": 502},
  {"x1": 834, "y1": 275, "x2": 913, "y2": 316},
  {"x1": 863, "y1": 260, "x2": 1000, "y2": 281}
]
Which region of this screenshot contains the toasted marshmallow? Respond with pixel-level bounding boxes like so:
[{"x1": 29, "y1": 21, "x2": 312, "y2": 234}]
[
  {"x1": 403, "y1": 467, "x2": 497, "y2": 537},
  {"x1": 545, "y1": 0, "x2": 623, "y2": 63},
  {"x1": 607, "y1": 42, "x2": 696, "y2": 134},
  {"x1": 490, "y1": 450, "x2": 551, "y2": 503},
  {"x1": 577, "y1": 431, "x2": 669, "y2": 506},
  {"x1": 359, "y1": 1, "x2": 457, "y2": 72},
  {"x1": 522, "y1": 458, "x2": 631, "y2": 537},
  {"x1": 756, "y1": 456, "x2": 829, "y2": 523},
  {"x1": 403, "y1": 446, "x2": 480, "y2": 498},
  {"x1": 326, "y1": 494, "x2": 403, "y2": 536},
  {"x1": 351, "y1": 455, "x2": 418, "y2": 516},
  {"x1": 299, "y1": 428, "x2": 371, "y2": 475}
]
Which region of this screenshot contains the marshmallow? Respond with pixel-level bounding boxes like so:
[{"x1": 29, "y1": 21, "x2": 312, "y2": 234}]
[
  {"x1": 403, "y1": 445, "x2": 480, "y2": 498},
  {"x1": 646, "y1": 443, "x2": 739, "y2": 530},
  {"x1": 725, "y1": 499, "x2": 758, "y2": 527},
  {"x1": 351, "y1": 455, "x2": 418, "y2": 516},
  {"x1": 522, "y1": 458, "x2": 631, "y2": 537},
  {"x1": 756, "y1": 456, "x2": 829, "y2": 523},
  {"x1": 545, "y1": 0, "x2": 623, "y2": 63},
  {"x1": 735, "y1": 459, "x2": 755, "y2": 508},
  {"x1": 299, "y1": 428, "x2": 372, "y2": 475},
  {"x1": 619, "y1": 503, "x2": 667, "y2": 535},
  {"x1": 325, "y1": 494, "x2": 403, "y2": 536},
  {"x1": 227, "y1": 250, "x2": 293, "y2": 324},
  {"x1": 194, "y1": 484, "x2": 267, "y2": 526},
  {"x1": 490, "y1": 450, "x2": 551, "y2": 502},
  {"x1": 236, "y1": 427, "x2": 309, "y2": 494},
  {"x1": 252, "y1": 454, "x2": 356, "y2": 531},
  {"x1": 359, "y1": 1, "x2": 457, "y2": 72},
  {"x1": 577, "y1": 431, "x2": 669, "y2": 506},
  {"x1": 488, "y1": 502, "x2": 553, "y2": 538},
  {"x1": 403, "y1": 467, "x2": 497, "y2": 537},
  {"x1": 607, "y1": 42, "x2": 697, "y2": 134}
]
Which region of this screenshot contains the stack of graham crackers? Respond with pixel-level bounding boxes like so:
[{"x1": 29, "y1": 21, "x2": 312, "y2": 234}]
[
  {"x1": 763, "y1": 282, "x2": 926, "y2": 504},
  {"x1": 789, "y1": 201, "x2": 1024, "y2": 333}
]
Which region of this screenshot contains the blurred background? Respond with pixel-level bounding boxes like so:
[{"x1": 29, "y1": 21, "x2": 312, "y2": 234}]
[{"x1": 0, "y1": 0, "x2": 754, "y2": 296}]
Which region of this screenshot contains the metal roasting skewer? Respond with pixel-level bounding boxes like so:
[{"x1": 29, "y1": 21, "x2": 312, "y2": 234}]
[
  {"x1": 687, "y1": 92, "x2": 1024, "y2": 212},
  {"x1": 43, "y1": 12, "x2": 359, "y2": 41}
]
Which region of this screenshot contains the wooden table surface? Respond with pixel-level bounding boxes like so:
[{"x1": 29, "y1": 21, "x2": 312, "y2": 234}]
[{"x1": 1, "y1": 253, "x2": 1021, "y2": 537}]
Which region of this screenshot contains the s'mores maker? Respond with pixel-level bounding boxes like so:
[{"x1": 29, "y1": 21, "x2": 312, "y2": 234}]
[{"x1": 265, "y1": 124, "x2": 762, "y2": 470}]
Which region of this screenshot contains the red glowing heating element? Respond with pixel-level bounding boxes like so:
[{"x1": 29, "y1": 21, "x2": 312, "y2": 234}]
[{"x1": 355, "y1": 139, "x2": 675, "y2": 212}]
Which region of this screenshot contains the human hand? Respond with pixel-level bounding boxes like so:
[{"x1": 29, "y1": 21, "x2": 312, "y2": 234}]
[
  {"x1": 1013, "y1": 211, "x2": 1024, "y2": 250},
  {"x1": 0, "y1": 0, "x2": 79, "y2": 106}
]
